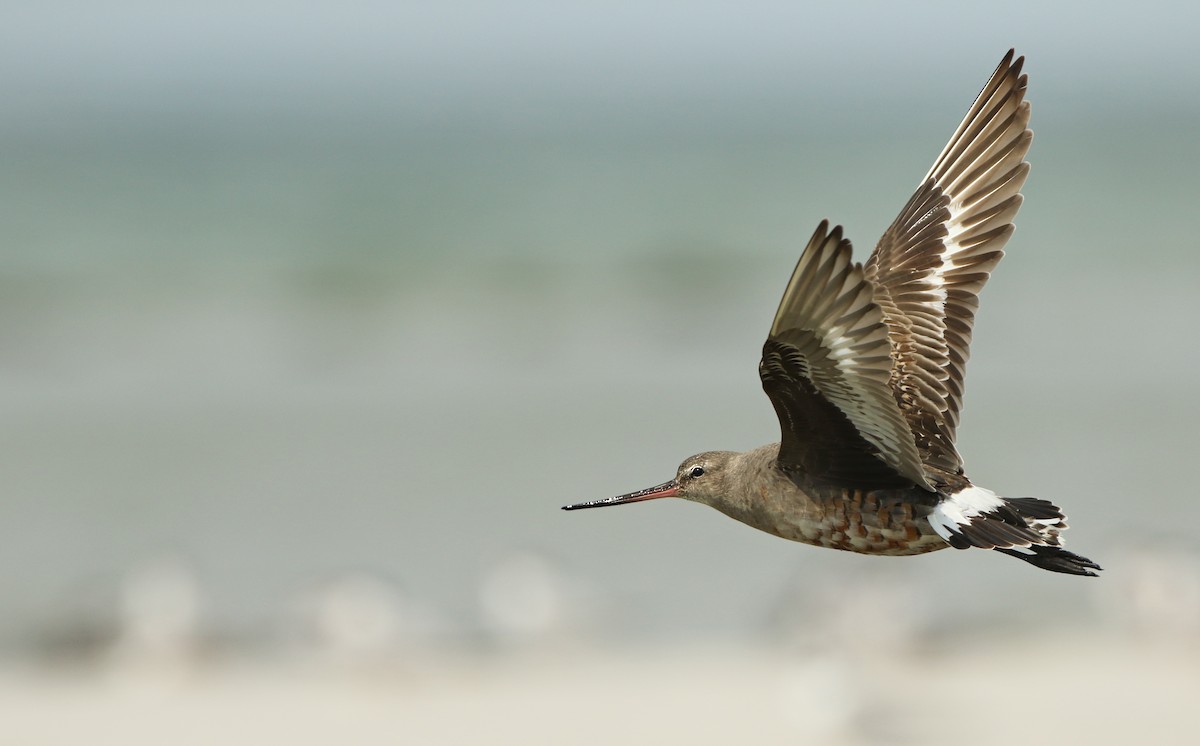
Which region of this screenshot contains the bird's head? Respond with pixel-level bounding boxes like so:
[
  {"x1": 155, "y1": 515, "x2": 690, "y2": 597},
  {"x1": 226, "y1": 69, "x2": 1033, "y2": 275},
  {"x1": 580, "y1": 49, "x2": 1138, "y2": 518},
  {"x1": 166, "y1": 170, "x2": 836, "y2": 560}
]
[{"x1": 561, "y1": 451, "x2": 735, "y2": 511}]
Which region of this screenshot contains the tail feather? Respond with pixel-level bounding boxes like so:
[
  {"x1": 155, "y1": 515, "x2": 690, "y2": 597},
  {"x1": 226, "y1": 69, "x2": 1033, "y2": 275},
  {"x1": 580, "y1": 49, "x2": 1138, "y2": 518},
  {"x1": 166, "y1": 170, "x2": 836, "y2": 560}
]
[
  {"x1": 930, "y1": 485, "x2": 1100, "y2": 577},
  {"x1": 996, "y1": 545, "x2": 1102, "y2": 577},
  {"x1": 1004, "y1": 496, "x2": 1064, "y2": 521}
]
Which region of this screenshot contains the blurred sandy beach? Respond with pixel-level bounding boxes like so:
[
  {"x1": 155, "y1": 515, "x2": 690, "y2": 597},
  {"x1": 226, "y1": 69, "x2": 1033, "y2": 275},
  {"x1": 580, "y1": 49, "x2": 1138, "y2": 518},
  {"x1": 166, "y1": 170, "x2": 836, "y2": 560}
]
[
  {"x1": 4, "y1": 547, "x2": 1198, "y2": 744},
  {"x1": 3, "y1": 631, "x2": 1198, "y2": 745}
]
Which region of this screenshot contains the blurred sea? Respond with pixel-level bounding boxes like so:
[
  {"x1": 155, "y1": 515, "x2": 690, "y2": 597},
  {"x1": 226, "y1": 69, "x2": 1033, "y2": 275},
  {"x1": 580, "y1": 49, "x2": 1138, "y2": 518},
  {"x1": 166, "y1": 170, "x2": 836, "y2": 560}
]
[
  {"x1": 5, "y1": 81, "x2": 1197, "y2": 649},
  {"x1": 1, "y1": 3, "x2": 1199, "y2": 742}
]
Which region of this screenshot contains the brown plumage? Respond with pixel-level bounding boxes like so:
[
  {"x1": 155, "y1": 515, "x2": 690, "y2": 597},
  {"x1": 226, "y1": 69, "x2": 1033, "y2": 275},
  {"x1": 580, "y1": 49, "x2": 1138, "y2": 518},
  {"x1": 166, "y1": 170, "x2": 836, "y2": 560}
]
[{"x1": 564, "y1": 50, "x2": 1100, "y2": 577}]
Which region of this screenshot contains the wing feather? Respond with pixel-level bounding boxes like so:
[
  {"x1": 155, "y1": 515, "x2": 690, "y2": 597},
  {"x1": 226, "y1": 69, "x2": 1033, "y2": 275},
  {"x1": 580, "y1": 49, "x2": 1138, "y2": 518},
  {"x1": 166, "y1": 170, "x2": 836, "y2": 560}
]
[
  {"x1": 865, "y1": 50, "x2": 1033, "y2": 476},
  {"x1": 761, "y1": 221, "x2": 932, "y2": 490}
]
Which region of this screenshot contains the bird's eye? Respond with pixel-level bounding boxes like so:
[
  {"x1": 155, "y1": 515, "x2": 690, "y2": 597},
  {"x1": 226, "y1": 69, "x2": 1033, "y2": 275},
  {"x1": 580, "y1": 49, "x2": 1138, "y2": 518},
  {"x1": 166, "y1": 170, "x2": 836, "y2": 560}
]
[{"x1": 689, "y1": 466, "x2": 705, "y2": 478}]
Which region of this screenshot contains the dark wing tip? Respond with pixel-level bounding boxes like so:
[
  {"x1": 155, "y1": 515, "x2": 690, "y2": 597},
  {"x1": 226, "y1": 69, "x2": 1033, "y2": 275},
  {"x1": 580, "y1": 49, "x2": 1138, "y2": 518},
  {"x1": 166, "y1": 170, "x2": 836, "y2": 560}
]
[
  {"x1": 999, "y1": 48, "x2": 1021, "y2": 72},
  {"x1": 812, "y1": 220, "x2": 851, "y2": 260}
]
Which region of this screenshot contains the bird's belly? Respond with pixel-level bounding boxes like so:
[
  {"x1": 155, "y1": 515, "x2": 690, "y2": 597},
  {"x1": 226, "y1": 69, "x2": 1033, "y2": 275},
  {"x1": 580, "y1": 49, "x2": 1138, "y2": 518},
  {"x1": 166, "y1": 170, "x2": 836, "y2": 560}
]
[
  {"x1": 726, "y1": 485, "x2": 948, "y2": 556},
  {"x1": 774, "y1": 511, "x2": 947, "y2": 556}
]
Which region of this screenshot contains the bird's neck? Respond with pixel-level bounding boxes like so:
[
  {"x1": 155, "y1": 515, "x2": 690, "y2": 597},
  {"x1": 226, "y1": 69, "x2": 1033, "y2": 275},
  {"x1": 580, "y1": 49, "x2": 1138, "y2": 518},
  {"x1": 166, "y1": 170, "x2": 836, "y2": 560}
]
[{"x1": 699, "y1": 444, "x2": 791, "y2": 534}]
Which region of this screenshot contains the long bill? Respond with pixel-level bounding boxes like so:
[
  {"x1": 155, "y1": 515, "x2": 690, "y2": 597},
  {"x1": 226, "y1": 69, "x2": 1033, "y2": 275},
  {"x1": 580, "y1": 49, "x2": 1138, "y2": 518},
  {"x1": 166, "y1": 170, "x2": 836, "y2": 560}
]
[{"x1": 561, "y1": 480, "x2": 680, "y2": 510}]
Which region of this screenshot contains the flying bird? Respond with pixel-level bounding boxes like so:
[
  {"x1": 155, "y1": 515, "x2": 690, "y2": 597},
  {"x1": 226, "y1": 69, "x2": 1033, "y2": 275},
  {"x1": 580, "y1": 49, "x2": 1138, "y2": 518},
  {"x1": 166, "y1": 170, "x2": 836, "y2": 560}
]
[{"x1": 563, "y1": 50, "x2": 1100, "y2": 576}]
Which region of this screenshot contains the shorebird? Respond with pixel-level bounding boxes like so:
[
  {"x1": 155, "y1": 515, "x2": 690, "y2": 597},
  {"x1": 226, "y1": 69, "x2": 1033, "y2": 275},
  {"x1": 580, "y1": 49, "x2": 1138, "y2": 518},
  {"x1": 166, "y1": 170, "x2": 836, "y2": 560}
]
[{"x1": 563, "y1": 50, "x2": 1100, "y2": 576}]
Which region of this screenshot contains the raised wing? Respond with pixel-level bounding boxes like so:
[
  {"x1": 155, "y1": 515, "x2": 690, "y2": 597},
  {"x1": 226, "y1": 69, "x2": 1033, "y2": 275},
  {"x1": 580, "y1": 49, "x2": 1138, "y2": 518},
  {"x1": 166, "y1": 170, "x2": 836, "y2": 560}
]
[
  {"x1": 760, "y1": 221, "x2": 933, "y2": 491},
  {"x1": 865, "y1": 49, "x2": 1033, "y2": 476}
]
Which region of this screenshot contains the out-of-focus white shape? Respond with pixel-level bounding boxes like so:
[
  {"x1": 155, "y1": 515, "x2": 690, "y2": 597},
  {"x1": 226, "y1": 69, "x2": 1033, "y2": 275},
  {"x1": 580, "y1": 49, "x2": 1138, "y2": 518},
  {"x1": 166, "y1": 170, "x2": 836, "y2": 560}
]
[
  {"x1": 292, "y1": 573, "x2": 444, "y2": 667},
  {"x1": 478, "y1": 552, "x2": 570, "y2": 644},
  {"x1": 310, "y1": 575, "x2": 401, "y2": 660},
  {"x1": 111, "y1": 558, "x2": 202, "y2": 667},
  {"x1": 767, "y1": 569, "x2": 925, "y2": 660}
]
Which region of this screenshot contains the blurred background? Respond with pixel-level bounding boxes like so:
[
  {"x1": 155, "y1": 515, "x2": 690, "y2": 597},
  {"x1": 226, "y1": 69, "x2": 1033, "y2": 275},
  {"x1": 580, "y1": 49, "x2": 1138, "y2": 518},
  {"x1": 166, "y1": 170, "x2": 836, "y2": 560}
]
[{"x1": 2, "y1": 1, "x2": 1198, "y2": 743}]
